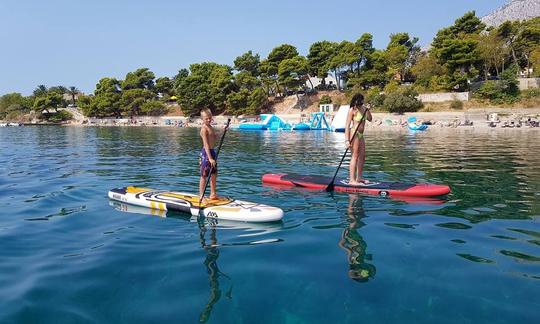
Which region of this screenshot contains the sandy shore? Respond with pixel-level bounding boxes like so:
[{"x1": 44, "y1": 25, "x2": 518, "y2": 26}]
[{"x1": 65, "y1": 107, "x2": 540, "y2": 131}]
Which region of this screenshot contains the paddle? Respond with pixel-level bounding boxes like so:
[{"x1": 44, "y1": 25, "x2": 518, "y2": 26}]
[
  {"x1": 198, "y1": 118, "x2": 231, "y2": 207},
  {"x1": 325, "y1": 106, "x2": 368, "y2": 192}
]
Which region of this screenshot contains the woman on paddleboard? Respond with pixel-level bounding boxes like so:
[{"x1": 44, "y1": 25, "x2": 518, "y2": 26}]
[{"x1": 344, "y1": 94, "x2": 372, "y2": 186}]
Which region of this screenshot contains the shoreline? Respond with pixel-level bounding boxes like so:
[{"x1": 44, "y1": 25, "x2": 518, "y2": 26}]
[
  {"x1": 60, "y1": 107, "x2": 540, "y2": 131},
  {"x1": 4, "y1": 107, "x2": 539, "y2": 131}
]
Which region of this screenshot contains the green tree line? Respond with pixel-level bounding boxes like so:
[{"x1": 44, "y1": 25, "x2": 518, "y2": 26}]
[{"x1": 1, "y1": 12, "x2": 539, "y2": 120}]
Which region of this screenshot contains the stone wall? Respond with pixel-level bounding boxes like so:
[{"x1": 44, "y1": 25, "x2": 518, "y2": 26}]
[
  {"x1": 418, "y1": 92, "x2": 469, "y2": 103},
  {"x1": 518, "y1": 78, "x2": 540, "y2": 90}
]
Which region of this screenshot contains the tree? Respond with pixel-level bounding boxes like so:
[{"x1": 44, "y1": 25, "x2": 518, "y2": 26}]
[
  {"x1": 278, "y1": 56, "x2": 308, "y2": 92},
  {"x1": 226, "y1": 88, "x2": 249, "y2": 115},
  {"x1": 120, "y1": 89, "x2": 155, "y2": 117},
  {"x1": 267, "y1": 44, "x2": 299, "y2": 66},
  {"x1": 175, "y1": 62, "x2": 234, "y2": 116},
  {"x1": 430, "y1": 11, "x2": 486, "y2": 90},
  {"x1": 0, "y1": 93, "x2": 31, "y2": 119},
  {"x1": 307, "y1": 41, "x2": 336, "y2": 84},
  {"x1": 385, "y1": 33, "x2": 420, "y2": 82},
  {"x1": 477, "y1": 31, "x2": 508, "y2": 79},
  {"x1": 259, "y1": 59, "x2": 280, "y2": 95},
  {"x1": 234, "y1": 71, "x2": 260, "y2": 90},
  {"x1": 475, "y1": 64, "x2": 520, "y2": 103},
  {"x1": 122, "y1": 68, "x2": 155, "y2": 90},
  {"x1": 411, "y1": 53, "x2": 446, "y2": 88},
  {"x1": 349, "y1": 50, "x2": 388, "y2": 89},
  {"x1": 233, "y1": 50, "x2": 260, "y2": 76},
  {"x1": 33, "y1": 85, "x2": 48, "y2": 97},
  {"x1": 515, "y1": 17, "x2": 540, "y2": 76},
  {"x1": 155, "y1": 77, "x2": 174, "y2": 97},
  {"x1": 66, "y1": 86, "x2": 79, "y2": 105},
  {"x1": 354, "y1": 33, "x2": 375, "y2": 73},
  {"x1": 530, "y1": 46, "x2": 540, "y2": 77},
  {"x1": 326, "y1": 41, "x2": 359, "y2": 90},
  {"x1": 173, "y1": 68, "x2": 189, "y2": 90},
  {"x1": 49, "y1": 86, "x2": 67, "y2": 95},
  {"x1": 91, "y1": 78, "x2": 122, "y2": 117},
  {"x1": 33, "y1": 92, "x2": 63, "y2": 115},
  {"x1": 247, "y1": 87, "x2": 267, "y2": 114},
  {"x1": 262, "y1": 44, "x2": 299, "y2": 95},
  {"x1": 141, "y1": 100, "x2": 169, "y2": 116},
  {"x1": 497, "y1": 20, "x2": 522, "y2": 65}
]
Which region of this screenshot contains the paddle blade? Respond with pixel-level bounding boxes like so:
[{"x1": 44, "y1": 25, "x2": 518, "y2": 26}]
[{"x1": 325, "y1": 182, "x2": 335, "y2": 192}]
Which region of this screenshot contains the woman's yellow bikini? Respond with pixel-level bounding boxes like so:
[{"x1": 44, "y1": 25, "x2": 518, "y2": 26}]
[{"x1": 352, "y1": 110, "x2": 366, "y2": 139}]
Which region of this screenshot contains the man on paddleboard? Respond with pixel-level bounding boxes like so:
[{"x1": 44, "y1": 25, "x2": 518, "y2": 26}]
[{"x1": 199, "y1": 108, "x2": 228, "y2": 201}]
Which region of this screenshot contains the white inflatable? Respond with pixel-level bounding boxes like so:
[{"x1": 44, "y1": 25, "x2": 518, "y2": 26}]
[{"x1": 330, "y1": 105, "x2": 350, "y2": 132}]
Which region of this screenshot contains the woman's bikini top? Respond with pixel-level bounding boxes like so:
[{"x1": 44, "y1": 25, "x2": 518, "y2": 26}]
[{"x1": 353, "y1": 109, "x2": 365, "y2": 122}]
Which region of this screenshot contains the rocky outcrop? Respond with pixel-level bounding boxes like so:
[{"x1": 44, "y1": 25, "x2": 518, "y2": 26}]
[{"x1": 481, "y1": 0, "x2": 540, "y2": 27}]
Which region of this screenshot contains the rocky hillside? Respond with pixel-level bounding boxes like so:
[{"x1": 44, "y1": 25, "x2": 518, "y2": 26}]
[{"x1": 481, "y1": 0, "x2": 540, "y2": 27}]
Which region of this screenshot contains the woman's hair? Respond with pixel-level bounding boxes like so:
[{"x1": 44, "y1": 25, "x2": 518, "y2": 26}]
[{"x1": 350, "y1": 93, "x2": 364, "y2": 108}]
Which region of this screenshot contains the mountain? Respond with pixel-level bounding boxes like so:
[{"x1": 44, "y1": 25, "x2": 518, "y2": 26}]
[{"x1": 481, "y1": 0, "x2": 540, "y2": 27}]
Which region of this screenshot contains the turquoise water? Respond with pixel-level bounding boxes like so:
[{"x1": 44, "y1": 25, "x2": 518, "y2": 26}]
[{"x1": 1, "y1": 126, "x2": 539, "y2": 323}]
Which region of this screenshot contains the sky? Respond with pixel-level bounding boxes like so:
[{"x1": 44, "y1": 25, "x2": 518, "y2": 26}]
[{"x1": 0, "y1": 0, "x2": 509, "y2": 96}]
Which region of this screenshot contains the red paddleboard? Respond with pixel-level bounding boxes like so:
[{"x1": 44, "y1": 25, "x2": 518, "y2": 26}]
[{"x1": 262, "y1": 173, "x2": 450, "y2": 198}]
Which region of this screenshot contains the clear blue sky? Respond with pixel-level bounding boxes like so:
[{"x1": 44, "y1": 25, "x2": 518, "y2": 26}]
[{"x1": 0, "y1": 0, "x2": 508, "y2": 96}]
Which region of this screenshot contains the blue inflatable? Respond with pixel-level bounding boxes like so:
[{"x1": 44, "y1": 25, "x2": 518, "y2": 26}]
[
  {"x1": 293, "y1": 122, "x2": 311, "y2": 130},
  {"x1": 407, "y1": 116, "x2": 428, "y2": 131}
]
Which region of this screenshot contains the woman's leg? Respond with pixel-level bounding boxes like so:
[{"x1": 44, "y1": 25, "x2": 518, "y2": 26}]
[
  {"x1": 349, "y1": 138, "x2": 361, "y2": 185},
  {"x1": 356, "y1": 138, "x2": 367, "y2": 183}
]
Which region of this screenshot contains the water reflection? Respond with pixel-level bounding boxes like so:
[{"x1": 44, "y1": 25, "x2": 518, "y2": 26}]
[
  {"x1": 196, "y1": 218, "x2": 232, "y2": 323},
  {"x1": 339, "y1": 194, "x2": 376, "y2": 282},
  {"x1": 109, "y1": 201, "x2": 283, "y2": 322}
]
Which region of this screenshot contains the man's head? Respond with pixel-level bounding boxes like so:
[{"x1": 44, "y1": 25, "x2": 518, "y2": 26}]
[{"x1": 200, "y1": 108, "x2": 213, "y2": 124}]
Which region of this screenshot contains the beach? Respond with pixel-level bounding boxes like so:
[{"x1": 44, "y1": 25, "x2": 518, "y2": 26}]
[{"x1": 65, "y1": 107, "x2": 540, "y2": 131}]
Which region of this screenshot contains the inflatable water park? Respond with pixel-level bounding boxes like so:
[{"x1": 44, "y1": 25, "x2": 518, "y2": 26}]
[{"x1": 238, "y1": 112, "x2": 332, "y2": 131}]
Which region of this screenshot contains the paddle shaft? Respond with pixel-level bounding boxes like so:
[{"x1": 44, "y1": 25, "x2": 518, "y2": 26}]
[
  {"x1": 325, "y1": 107, "x2": 368, "y2": 192},
  {"x1": 199, "y1": 118, "x2": 231, "y2": 205}
]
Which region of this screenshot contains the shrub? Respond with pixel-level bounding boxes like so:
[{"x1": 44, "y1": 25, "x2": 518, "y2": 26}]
[
  {"x1": 46, "y1": 110, "x2": 73, "y2": 122},
  {"x1": 319, "y1": 95, "x2": 332, "y2": 105},
  {"x1": 474, "y1": 65, "x2": 520, "y2": 104},
  {"x1": 383, "y1": 87, "x2": 423, "y2": 114},
  {"x1": 365, "y1": 87, "x2": 385, "y2": 109},
  {"x1": 450, "y1": 99, "x2": 464, "y2": 110},
  {"x1": 521, "y1": 88, "x2": 540, "y2": 99}
]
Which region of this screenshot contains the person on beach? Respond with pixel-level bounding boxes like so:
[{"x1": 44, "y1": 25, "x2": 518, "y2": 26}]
[
  {"x1": 345, "y1": 94, "x2": 372, "y2": 185},
  {"x1": 199, "y1": 108, "x2": 227, "y2": 201}
]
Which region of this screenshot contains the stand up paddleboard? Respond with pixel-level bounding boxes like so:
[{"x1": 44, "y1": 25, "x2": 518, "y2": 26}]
[
  {"x1": 262, "y1": 174, "x2": 450, "y2": 197},
  {"x1": 108, "y1": 186, "x2": 283, "y2": 222}
]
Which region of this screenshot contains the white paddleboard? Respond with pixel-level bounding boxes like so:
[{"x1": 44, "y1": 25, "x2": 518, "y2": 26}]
[{"x1": 108, "y1": 186, "x2": 283, "y2": 222}]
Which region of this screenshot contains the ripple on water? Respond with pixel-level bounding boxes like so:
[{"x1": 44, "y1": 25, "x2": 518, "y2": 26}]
[{"x1": 1, "y1": 127, "x2": 540, "y2": 323}]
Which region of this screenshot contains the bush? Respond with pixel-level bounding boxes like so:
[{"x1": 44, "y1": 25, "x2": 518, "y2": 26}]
[
  {"x1": 383, "y1": 87, "x2": 423, "y2": 114},
  {"x1": 521, "y1": 88, "x2": 540, "y2": 99},
  {"x1": 474, "y1": 65, "x2": 520, "y2": 104},
  {"x1": 365, "y1": 88, "x2": 385, "y2": 109},
  {"x1": 46, "y1": 110, "x2": 73, "y2": 122},
  {"x1": 319, "y1": 95, "x2": 332, "y2": 105},
  {"x1": 450, "y1": 99, "x2": 464, "y2": 110}
]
